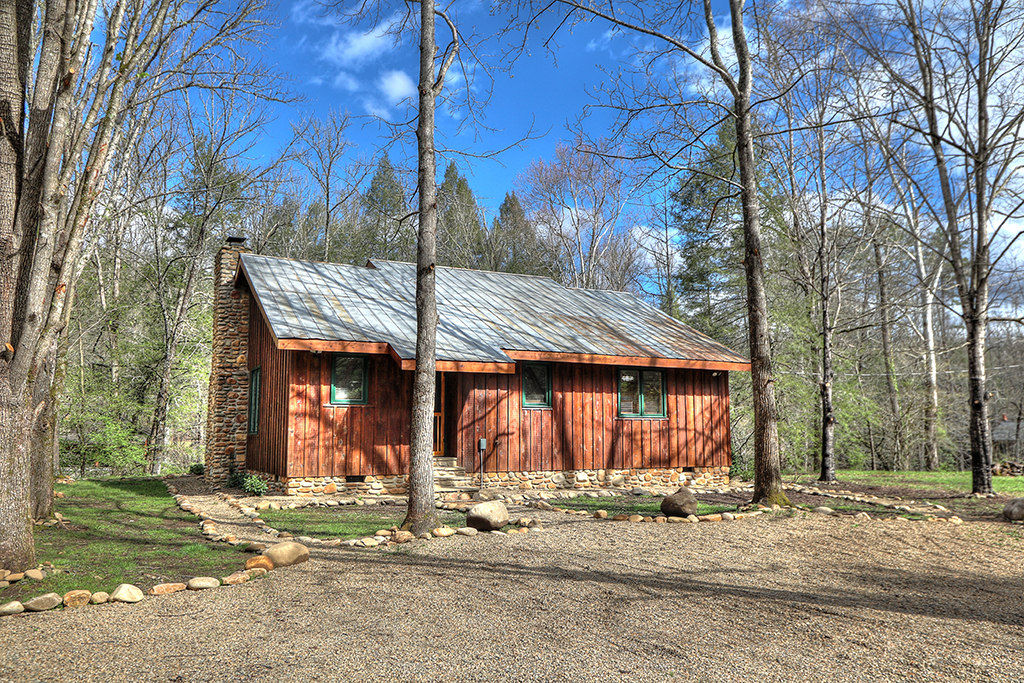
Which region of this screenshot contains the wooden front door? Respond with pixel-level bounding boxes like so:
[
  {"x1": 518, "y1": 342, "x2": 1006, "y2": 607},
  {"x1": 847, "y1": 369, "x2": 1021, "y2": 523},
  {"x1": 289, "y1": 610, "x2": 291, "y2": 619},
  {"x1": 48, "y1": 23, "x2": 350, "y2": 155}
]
[{"x1": 432, "y1": 372, "x2": 444, "y2": 457}]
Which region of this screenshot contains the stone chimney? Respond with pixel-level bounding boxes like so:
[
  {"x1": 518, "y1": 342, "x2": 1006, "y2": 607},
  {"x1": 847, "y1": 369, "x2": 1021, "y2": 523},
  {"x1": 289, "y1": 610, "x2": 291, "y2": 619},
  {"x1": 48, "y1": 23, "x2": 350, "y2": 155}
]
[{"x1": 204, "y1": 237, "x2": 250, "y2": 482}]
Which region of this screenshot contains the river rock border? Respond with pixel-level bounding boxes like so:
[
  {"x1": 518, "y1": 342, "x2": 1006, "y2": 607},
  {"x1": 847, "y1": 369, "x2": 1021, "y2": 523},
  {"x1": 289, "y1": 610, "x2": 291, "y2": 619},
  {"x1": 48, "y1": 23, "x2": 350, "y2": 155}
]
[{"x1": 2, "y1": 476, "x2": 992, "y2": 617}]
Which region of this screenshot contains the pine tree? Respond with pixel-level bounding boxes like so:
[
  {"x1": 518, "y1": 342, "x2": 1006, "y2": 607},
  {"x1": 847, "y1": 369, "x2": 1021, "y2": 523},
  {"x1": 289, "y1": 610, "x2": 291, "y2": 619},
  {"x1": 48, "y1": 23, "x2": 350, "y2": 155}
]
[
  {"x1": 482, "y1": 191, "x2": 554, "y2": 276},
  {"x1": 437, "y1": 163, "x2": 485, "y2": 268},
  {"x1": 361, "y1": 153, "x2": 414, "y2": 262}
]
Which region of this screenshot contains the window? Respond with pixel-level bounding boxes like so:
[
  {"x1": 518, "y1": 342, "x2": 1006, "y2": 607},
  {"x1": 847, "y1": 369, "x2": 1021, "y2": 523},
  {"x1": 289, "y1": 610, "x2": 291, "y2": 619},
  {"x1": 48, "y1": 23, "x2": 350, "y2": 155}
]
[
  {"x1": 521, "y1": 362, "x2": 552, "y2": 408},
  {"x1": 247, "y1": 367, "x2": 261, "y2": 434},
  {"x1": 331, "y1": 354, "x2": 368, "y2": 404},
  {"x1": 619, "y1": 368, "x2": 665, "y2": 418}
]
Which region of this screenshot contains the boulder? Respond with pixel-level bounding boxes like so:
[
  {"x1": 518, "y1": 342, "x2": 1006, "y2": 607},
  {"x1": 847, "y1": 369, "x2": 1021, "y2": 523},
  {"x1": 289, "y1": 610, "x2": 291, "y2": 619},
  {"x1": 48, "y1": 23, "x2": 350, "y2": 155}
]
[
  {"x1": 1003, "y1": 498, "x2": 1024, "y2": 521},
  {"x1": 186, "y1": 577, "x2": 221, "y2": 590},
  {"x1": 392, "y1": 530, "x2": 416, "y2": 543},
  {"x1": 24, "y1": 568, "x2": 45, "y2": 581},
  {"x1": 466, "y1": 501, "x2": 509, "y2": 531},
  {"x1": 90, "y1": 592, "x2": 109, "y2": 604},
  {"x1": 456, "y1": 527, "x2": 478, "y2": 536},
  {"x1": 148, "y1": 583, "x2": 187, "y2": 596},
  {"x1": 245, "y1": 556, "x2": 274, "y2": 572},
  {"x1": 262, "y1": 541, "x2": 310, "y2": 568},
  {"x1": 109, "y1": 584, "x2": 144, "y2": 603},
  {"x1": 63, "y1": 590, "x2": 92, "y2": 607},
  {"x1": 23, "y1": 593, "x2": 62, "y2": 612},
  {"x1": 660, "y1": 488, "x2": 698, "y2": 517},
  {"x1": 0, "y1": 601, "x2": 24, "y2": 616},
  {"x1": 431, "y1": 527, "x2": 456, "y2": 537}
]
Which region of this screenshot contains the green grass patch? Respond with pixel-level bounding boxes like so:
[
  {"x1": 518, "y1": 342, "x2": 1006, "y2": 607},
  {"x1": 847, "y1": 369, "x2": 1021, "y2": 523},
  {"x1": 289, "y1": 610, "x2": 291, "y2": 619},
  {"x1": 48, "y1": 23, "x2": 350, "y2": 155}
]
[
  {"x1": 798, "y1": 470, "x2": 1024, "y2": 496},
  {"x1": 551, "y1": 495, "x2": 735, "y2": 517},
  {"x1": 2, "y1": 479, "x2": 250, "y2": 603},
  {"x1": 257, "y1": 507, "x2": 465, "y2": 539}
]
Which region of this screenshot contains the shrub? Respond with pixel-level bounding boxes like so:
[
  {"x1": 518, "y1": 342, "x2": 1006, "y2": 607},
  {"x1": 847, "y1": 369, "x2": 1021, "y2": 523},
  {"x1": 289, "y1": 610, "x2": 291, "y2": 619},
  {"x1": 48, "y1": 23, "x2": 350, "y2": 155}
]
[
  {"x1": 227, "y1": 471, "x2": 246, "y2": 489},
  {"x1": 189, "y1": 463, "x2": 205, "y2": 476},
  {"x1": 242, "y1": 474, "x2": 268, "y2": 497}
]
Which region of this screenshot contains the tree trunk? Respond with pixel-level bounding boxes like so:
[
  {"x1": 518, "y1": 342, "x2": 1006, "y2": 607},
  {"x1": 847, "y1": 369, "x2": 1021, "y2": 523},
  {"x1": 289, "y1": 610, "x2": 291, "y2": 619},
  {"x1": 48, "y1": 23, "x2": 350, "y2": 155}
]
[
  {"x1": 403, "y1": 0, "x2": 443, "y2": 535},
  {"x1": 727, "y1": 0, "x2": 787, "y2": 505},
  {"x1": 0, "y1": 0, "x2": 36, "y2": 572},
  {"x1": 873, "y1": 240, "x2": 904, "y2": 469},
  {"x1": 29, "y1": 342, "x2": 58, "y2": 519},
  {"x1": 735, "y1": 91, "x2": 787, "y2": 505},
  {"x1": 912, "y1": 234, "x2": 941, "y2": 471},
  {"x1": 819, "y1": 275, "x2": 836, "y2": 483},
  {"x1": 966, "y1": 315, "x2": 993, "y2": 493}
]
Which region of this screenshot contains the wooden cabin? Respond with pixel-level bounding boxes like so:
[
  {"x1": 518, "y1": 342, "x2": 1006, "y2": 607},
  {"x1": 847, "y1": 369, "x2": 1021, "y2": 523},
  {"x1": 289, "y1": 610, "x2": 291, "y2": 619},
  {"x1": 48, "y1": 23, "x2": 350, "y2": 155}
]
[{"x1": 204, "y1": 241, "x2": 750, "y2": 494}]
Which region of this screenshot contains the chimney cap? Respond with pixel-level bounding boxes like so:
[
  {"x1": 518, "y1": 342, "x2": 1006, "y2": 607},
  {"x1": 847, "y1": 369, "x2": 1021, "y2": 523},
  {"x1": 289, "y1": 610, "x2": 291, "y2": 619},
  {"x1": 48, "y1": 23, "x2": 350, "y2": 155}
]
[{"x1": 226, "y1": 235, "x2": 246, "y2": 244}]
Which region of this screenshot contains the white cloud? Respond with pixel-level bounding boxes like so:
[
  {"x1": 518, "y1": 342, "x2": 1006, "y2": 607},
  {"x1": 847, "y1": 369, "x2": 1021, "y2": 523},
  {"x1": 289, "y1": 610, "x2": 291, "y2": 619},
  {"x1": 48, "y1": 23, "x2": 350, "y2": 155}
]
[
  {"x1": 320, "y1": 17, "x2": 396, "y2": 66},
  {"x1": 379, "y1": 70, "x2": 416, "y2": 104},
  {"x1": 332, "y1": 71, "x2": 359, "y2": 91}
]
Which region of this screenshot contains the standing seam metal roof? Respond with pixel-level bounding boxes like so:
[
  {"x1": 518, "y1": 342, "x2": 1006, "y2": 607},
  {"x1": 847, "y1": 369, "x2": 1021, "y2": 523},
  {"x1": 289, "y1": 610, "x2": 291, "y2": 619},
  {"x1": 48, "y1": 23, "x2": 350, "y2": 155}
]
[{"x1": 237, "y1": 254, "x2": 748, "y2": 366}]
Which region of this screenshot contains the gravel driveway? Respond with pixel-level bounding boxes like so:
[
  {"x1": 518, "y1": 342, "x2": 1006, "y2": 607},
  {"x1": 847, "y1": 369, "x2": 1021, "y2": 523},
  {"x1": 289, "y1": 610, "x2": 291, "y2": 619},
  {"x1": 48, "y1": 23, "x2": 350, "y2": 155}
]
[{"x1": 2, "y1": 501, "x2": 1023, "y2": 683}]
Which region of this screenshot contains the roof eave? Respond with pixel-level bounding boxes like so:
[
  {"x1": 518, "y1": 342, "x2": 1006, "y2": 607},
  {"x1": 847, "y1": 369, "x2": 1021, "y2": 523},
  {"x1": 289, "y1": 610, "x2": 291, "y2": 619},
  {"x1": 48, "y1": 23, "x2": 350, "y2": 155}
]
[{"x1": 503, "y1": 349, "x2": 750, "y2": 372}]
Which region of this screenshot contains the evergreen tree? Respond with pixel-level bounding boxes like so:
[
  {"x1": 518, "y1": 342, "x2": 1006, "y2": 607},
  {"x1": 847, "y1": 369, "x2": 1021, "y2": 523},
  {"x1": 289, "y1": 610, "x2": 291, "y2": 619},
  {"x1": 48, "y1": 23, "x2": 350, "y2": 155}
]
[
  {"x1": 437, "y1": 163, "x2": 485, "y2": 268},
  {"x1": 482, "y1": 191, "x2": 555, "y2": 276},
  {"x1": 361, "y1": 153, "x2": 414, "y2": 262},
  {"x1": 671, "y1": 125, "x2": 754, "y2": 346}
]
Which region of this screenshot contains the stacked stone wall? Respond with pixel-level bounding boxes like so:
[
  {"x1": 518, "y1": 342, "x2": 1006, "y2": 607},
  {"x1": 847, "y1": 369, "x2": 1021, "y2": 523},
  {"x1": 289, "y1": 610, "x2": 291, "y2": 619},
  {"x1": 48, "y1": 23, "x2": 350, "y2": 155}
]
[
  {"x1": 205, "y1": 242, "x2": 250, "y2": 483},
  {"x1": 246, "y1": 467, "x2": 729, "y2": 496}
]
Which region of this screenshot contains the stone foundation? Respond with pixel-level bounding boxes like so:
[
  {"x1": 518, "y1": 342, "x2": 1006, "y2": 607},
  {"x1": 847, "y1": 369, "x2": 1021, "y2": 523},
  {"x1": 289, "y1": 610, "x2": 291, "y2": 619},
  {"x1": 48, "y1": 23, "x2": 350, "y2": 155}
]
[{"x1": 243, "y1": 467, "x2": 729, "y2": 497}]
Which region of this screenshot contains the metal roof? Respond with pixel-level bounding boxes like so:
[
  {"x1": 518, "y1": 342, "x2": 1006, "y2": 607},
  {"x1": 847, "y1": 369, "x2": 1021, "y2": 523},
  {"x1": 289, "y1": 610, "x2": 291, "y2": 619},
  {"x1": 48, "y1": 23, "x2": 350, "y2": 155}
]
[
  {"x1": 237, "y1": 253, "x2": 749, "y2": 368},
  {"x1": 992, "y1": 420, "x2": 1020, "y2": 442}
]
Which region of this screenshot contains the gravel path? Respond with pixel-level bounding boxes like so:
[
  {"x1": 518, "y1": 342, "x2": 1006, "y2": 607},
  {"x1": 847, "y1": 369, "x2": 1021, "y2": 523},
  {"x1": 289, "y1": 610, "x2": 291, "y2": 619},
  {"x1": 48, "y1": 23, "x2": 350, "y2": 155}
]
[{"x1": 2, "y1": 490, "x2": 1024, "y2": 683}]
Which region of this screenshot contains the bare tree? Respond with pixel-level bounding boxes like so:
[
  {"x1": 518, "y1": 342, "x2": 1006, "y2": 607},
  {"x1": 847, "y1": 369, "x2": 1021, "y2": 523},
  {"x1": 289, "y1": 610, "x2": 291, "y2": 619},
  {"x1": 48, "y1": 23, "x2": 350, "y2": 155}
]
[
  {"x1": 292, "y1": 109, "x2": 367, "y2": 262},
  {"x1": 517, "y1": 135, "x2": 640, "y2": 291},
  {"x1": 1, "y1": 0, "x2": 284, "y2": 570},
  {"x1": 834, "y1": 0, "x2": 1024, "y2": 492}
]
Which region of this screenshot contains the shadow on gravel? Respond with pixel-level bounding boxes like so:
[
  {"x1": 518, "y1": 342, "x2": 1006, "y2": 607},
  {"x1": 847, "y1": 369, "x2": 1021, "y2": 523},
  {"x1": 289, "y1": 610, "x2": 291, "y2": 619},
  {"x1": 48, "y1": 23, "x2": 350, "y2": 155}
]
[{"x1": 312, "y1": 547, "x2": 1024, "y2": 628}]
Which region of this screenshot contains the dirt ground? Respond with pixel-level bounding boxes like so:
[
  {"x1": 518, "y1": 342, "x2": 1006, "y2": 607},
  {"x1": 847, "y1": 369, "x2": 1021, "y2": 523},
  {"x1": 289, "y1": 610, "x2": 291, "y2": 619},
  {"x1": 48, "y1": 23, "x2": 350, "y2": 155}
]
[{"x1": 2, "y1": 479, "x2": 1024, "y2": 683}]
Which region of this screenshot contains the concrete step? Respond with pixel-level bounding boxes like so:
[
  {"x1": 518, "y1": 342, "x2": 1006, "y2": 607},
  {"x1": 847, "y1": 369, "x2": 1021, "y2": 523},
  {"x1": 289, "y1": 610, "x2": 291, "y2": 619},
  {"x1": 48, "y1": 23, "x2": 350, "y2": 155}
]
[{"x1": 434, "y1": 457, "x2": 459, "y2": 468}]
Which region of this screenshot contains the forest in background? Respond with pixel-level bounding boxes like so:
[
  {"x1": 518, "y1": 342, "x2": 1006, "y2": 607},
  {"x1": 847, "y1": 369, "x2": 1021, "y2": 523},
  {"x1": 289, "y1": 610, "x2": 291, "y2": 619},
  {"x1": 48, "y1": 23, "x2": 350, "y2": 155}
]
[{"x1": 6, "y1": 0, "x2": 1024, "y2": 486}]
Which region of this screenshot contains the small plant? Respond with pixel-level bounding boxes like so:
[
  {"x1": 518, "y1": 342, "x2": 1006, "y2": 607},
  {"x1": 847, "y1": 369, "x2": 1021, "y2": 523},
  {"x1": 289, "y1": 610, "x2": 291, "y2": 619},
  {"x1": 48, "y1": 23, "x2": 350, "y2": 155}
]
[
  {"x1": 242, "y1": 473, "x2": 268, "y2": 497},
  {"x1": 189, "y1": 463, "x2": 205, "y2": 476},
  {"x1": 227, "y1": 471, "x2": 246, "y2": 489}
]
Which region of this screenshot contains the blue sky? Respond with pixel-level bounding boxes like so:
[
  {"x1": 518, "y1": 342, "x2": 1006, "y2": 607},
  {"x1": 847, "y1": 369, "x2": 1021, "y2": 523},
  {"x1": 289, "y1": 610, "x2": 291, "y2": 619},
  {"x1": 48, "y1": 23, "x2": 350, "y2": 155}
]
[{"x1": 262, "y1": 0, "x2": 632, "y2": 215}]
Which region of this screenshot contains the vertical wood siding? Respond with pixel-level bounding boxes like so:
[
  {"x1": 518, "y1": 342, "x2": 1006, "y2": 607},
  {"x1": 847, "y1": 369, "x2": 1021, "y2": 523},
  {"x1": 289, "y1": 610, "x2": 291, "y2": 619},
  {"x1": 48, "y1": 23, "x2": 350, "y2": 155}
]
[
  {"x1": 249, "y1": 334, "x2": 734, "y2": 478},
  {"x1": 282, "y1": 352, "x2": 412, "y2": 477},
  {"x1": 245, "y1": 298, "x2": 290, "y2": 477},
  {"x1": 451, "y1": 363, "x2": 732, "y2": 473}
]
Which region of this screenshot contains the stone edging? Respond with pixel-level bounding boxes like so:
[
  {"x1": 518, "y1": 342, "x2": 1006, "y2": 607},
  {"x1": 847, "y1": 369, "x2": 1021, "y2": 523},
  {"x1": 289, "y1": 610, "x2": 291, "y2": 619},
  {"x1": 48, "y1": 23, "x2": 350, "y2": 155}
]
[
  {"x1": 2, "y1": 477, "x2": 998, "y2": 617},
  {"x1": 1, "y1": 480, "x2": 284, "y2": 618}
]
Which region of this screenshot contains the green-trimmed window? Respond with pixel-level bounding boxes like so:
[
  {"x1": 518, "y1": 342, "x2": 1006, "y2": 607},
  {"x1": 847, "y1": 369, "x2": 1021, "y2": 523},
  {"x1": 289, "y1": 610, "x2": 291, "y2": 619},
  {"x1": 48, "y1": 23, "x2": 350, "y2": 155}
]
[
  {"x1": 618, "y1": 368, "x2": 665, "y2": 418},
  {"x1": 522, "y1": 362, "x2": 552, "y2": 408},
  {"x1": 331, "y1": 354, "x2": 369, "y2": 404},
  {"x1": 247, "y1": 367, "x2": 261, "y2": 434}
]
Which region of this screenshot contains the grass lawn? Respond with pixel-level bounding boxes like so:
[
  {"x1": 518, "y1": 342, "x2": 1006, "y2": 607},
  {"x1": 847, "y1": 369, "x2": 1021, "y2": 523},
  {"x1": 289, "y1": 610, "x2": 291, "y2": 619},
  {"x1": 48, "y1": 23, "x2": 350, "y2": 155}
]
[
  {"x1": 796, "y1": 470, "x2": 1024, "y2": 496},
  {"x1": 789, "y1": 469, "x2": 1023, "y2": 520},
  {"x1": 1, "y1": 479, "x2": 252, "y2": 604},
  {"x1": 257, "y1": 507, "x2": 467, "y2": 539},
  {"x1": 550, "y1": 495, "x2": 736, "y2": 517}
]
